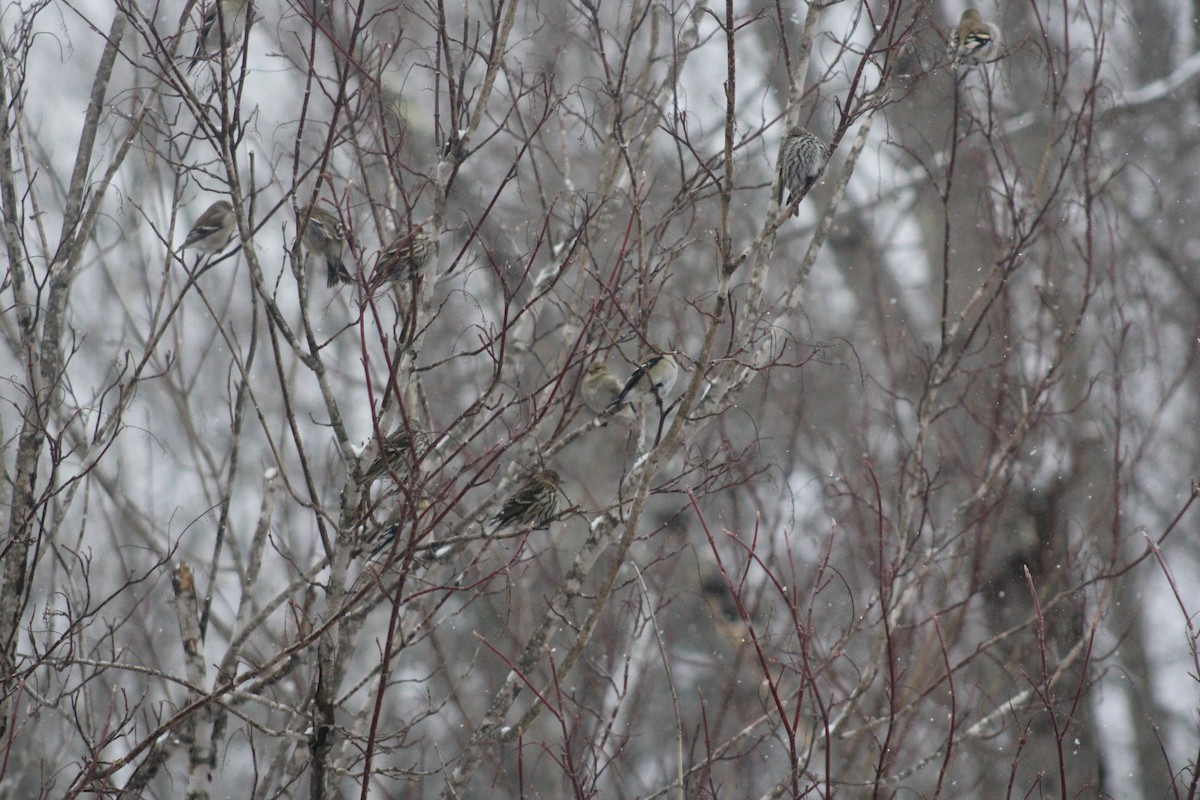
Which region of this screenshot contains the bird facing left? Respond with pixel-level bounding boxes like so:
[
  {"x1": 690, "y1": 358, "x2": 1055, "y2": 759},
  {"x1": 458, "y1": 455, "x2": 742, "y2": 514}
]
[{"x1": 491, "y1": 469, "x2": 562, "y2": 532}]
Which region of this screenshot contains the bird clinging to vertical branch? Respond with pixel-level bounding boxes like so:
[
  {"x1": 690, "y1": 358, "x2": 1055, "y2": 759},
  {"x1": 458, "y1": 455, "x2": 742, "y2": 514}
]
[
  {"x1": 491, "y1": 469, "x2": 563, "y2": 532},
  {"x1": 777, "y1": 127, "x2": 830, "y2": 217},
  {"x1": 948, "y1": 9, "x2": 1002, "y2": 68},
  {"x1": 299, "y1": 206, "x2": 350, "y2": 287}
]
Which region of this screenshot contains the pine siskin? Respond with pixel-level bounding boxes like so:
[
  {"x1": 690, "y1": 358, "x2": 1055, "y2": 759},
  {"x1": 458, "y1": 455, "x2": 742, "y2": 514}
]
[
  {"x1": 181, "y1": 200, "x2": 236, "y2": 253},
  {"x1": 191, "y1": 0, "x2": 250, "y2": 68},
  {"x1": 581, "y1": 363, "x2": 636, "y2": 420},
  {"x1": 609, "y1": 352, "x2": 679, "y2": 412},
  {"x1": 777, "y1": 127, "x2": 830, "y2": 216},
  {"x1": 361, "y1": 429, "x2": 422, "y2": 484},
  {"x1": 948, "y1": 9, "x2": 1001, "y2": 68},
  {"x1": 491, "y1": 469, "x2": 562, "y2": 532},
  {"x1": 368, "y1": 227, "x2": 435, "y2": 292},
  {"x1": 300, "y1": 206, "x2": 350, "y2": 287}
]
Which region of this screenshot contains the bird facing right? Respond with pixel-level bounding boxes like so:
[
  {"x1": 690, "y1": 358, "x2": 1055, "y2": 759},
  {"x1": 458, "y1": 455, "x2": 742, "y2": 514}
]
[
  {"x1": 777, "y1": 127, "x2": 829, "y2": 217},
  {"x1": 948, "y1": 9, "x2": 1001, "y2": 67},
  {"x1": 299, "y1": 206, "x2": 349, "y2": 287},
  {"x1": 368, "y1": 227, "x2": 436, "y2": 292},
  {"x1": 609, "y1": 351, "x2": 679, "y2": 412},
  {"x1": 181, "y1": 200, "x2": 236, "y2": 254},
  {"x1": 491, "y1": 469, "x2": 562, "y2": 532}
]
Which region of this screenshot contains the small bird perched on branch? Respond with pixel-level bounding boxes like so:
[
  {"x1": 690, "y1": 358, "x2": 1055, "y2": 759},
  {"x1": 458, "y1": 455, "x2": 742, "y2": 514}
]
[
  {"x1": 299, "y1": 206, "x2": 349, "y2": 287},
  {"x1": 777, "y1": 127, "x2": 829, "y2": 216},
  {"x1": 360, "y1": 429, "x2": 422, "y2": 484},
  {"x1": 368, "y1": 227, "x2": 436, "y2": 292},
  {"x1": 491, "y1": 469, "x2": 562, "y2": 532},
  {"x1": 190, "y1": 0, "x2": 250, "y2": 70},
  {"x1": 181, "y1": 200, "x2": 236, "y2": 253},
  {"x1": 608, "y1": 351, "x2": 679, "y2": 412},
  {"x1": 582, "y1": 363, "x2": 636, "y2": 420},
  {"x1": 948, "y1": 9, "x2": 1002, "y2": 68}
]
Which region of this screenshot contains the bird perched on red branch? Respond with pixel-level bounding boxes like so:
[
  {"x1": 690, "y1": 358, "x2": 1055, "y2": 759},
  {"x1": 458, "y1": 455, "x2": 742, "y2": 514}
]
[
  {"x1": 491, "y1": 469, "x2": 562, "y2": 532},
  {"x1": 368, "y1": 227, "x2": 435, "y2": 292},
  {"x1": 360, "y1": 429, "x2": 423, "y2": 484}
]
